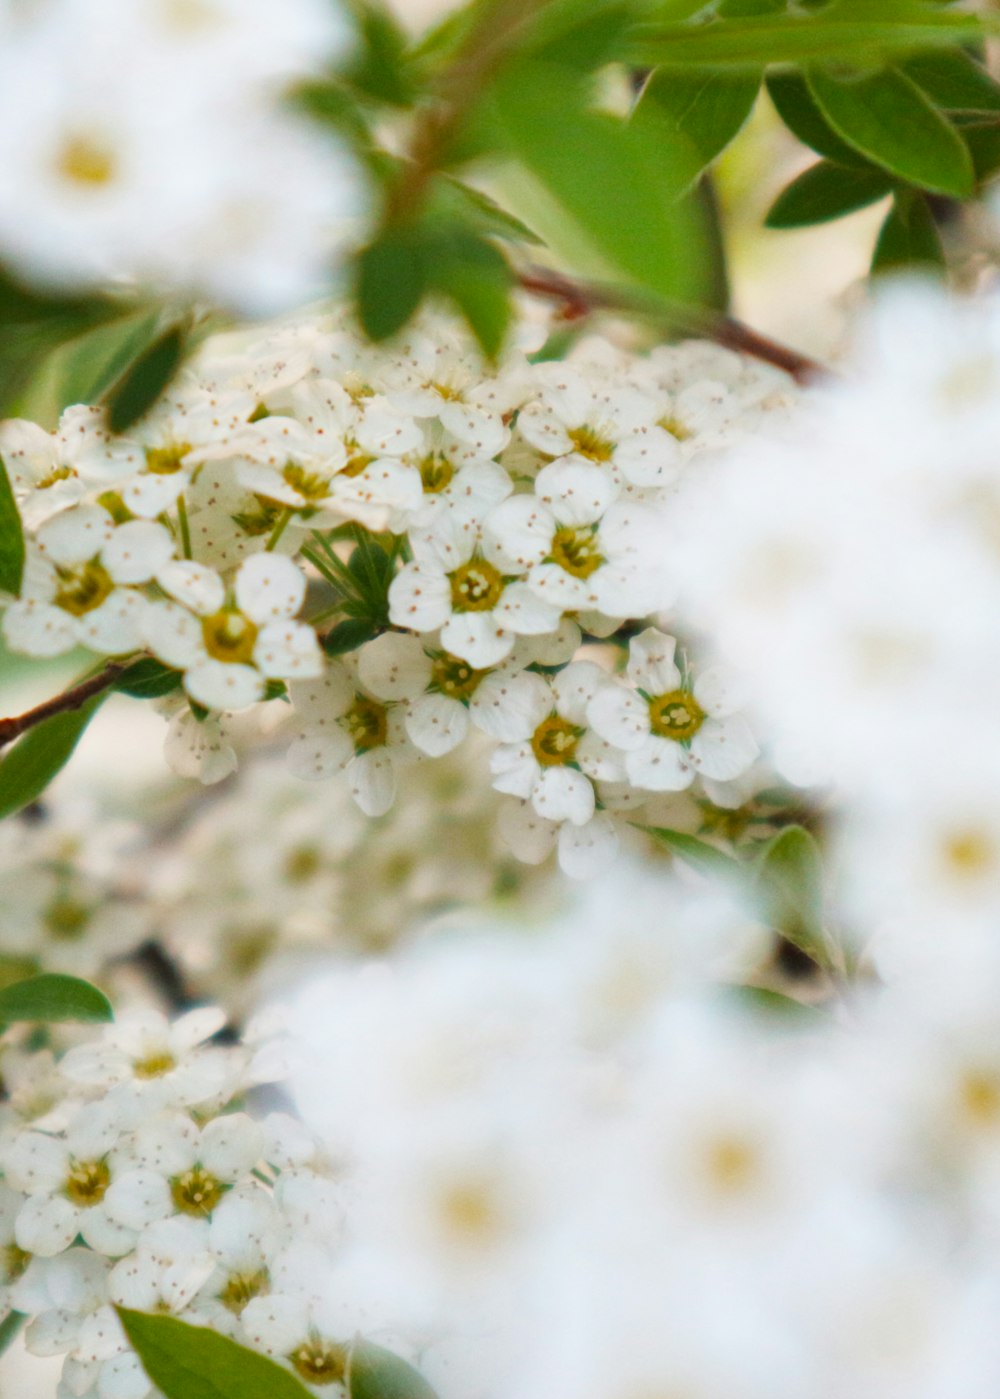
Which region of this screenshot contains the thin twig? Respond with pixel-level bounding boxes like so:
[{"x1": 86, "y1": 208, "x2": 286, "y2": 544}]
[
  {"x1": 517, "y1": 264, "x2": 831, "y2": 385},
  {"x1": 0, "y1": 663, "x2": 125, "y2": 750}
]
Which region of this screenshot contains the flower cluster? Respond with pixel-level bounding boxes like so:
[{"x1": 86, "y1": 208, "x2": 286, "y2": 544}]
[
  {"x1": 0, "y1": 1005, "x2": 356, "y2": 1398},
  {"x1": 0, "y1": 0, "x2": 362, "y2": 312},
  {"x1": 0, "y1": 305, "x2": 797, "y2": 875}
]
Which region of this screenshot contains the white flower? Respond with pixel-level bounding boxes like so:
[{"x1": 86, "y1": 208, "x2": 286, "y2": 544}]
[
  {"x1": 483, "y1": 462, "x2": 675, "y2": 621},
  {"x1": 380, "y1": 332, "x2": 521, "y2": 457},
  {"x1": 587, "y1": 628, "x2": 758, "y2": 793},
  {"x1": 388, "y1": 515, "x2": 561, "y2": 668},
  {"x1": 143, "y1": 553, "x2": 321, "y2": 710},
  {"x1": 285, "y1": 663, "x2": 419, "y2": 815},
  {"x1": 2, "y1": 506, "x2": 172, "y2": 658}
]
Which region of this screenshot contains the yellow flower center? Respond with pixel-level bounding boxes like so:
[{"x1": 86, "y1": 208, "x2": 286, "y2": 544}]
[
  {"x1": 343, "y1": 696, "x2": 389, "y2": 753},
  {"x1": 438, "y1": 1178, "x2": 505, "y2": 1243},
  {"x1": 704, "y1": 1135, "x2": 761, "y2": 1196},
  {"x1": 568, "y1": 425, "x2": 613, "y2": 462},
  {"x1": 171, "y1": 1166, "x2": 225, "y2": 1216},
  {"x1": 658, "y1": 414, "x2": 692, "y2": 442},
  {"x1": 531, "y1": 715, "x2": 581, "y2": 767},
  {"x1": 550, "y1": 526, "x2": 604, "y2": 580},
  {"x1": 282, "y1": 463, "x2": 331, "y2": 500},
  {"x1": 37, "y1": 465, "x2": 76, "y2": 489},
  {"x1": 145, "y1": 443, "x2": 192, "y2": 475},
  {"x1": 290, "y1": 1340, "x2": 348, "y2": 1386},
  {"x1": 233, "y1": 499, "x2": 284, "y2": 537},
  {"x1": 940, "y1": 828, "x2": 997, "y2": 881},
  {"x1": 449, "y1": 560, "x2": 504, "y2": 613},
  {"x1": 419, "y1": 453, "x2": 454, "y2": 493},
  {"x1": 65, "y1": 1159, "x2": 111, "y2": 1207},
  {"x1": 96, "y1": 491, "x2": 133, "y2": 524},
  {"x1": 56, "y1": 135, "x2": 117, "y2": 187},
  {"x1": 430, "y1": 652, "x2": 486, "y2": 701},
  {"x1": 341, "y1": 444, "x2": 374, "y2": 479},
  {"x1": 45, "y1": 896, "x2": 91, "y2": 941},
  {"x1": 2, "y1": 1243, "x2": 30, "y2": 1283},
  {"x1": 133, "y1": 1052, "x2": 176, "y2": 1080},
  {"x1": 431, "y1": 382, "x2": 463, "y2": 403},
  {"x1": 284, "y1": 845, "x2": 321, "y2": 882},
  {"x1": 648, "y1": 690, "x2": 704, "y2": 742},
  {"x1": 201, "y1": 610, "x2": 258, "y2": 664},
  {"x1": 54, "y1": 561, "x2": 114, "y2": 616},
  {"x1": 960, "y1": 1070, "x2": 1000, "y2": 1126},
  {"x1": 220, "y1": 1268, "x2": 270, "y2": 1315}
]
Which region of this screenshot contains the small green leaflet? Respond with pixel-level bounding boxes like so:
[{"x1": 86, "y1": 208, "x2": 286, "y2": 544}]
[
  {"x1": 903, "y1": 48, "x2": 1000, "y2": 117},
  {"x1": 640, "y1": 825, "x2": 745, "y2": 884},
  {"x1": 0, "y1": 1312, "x2": 25, "y2": 1359},
  {"x1": 766, "y1": 72, "x2": 873, "y2": 168},
  {"x1": 349, "y1": 1341, "x2": 440, "y2": 1399},
  {"x1": 323, "y1": 617, "x2": 382, "y2": 656},
  {"x1": 357, "y1": 227, "x2": 429, "y2": 342},
  {"x1": 49, "y1": 308, "x2": 163, "y2": 412},
  {"x1": 116, "y1": 1310, "x2": 313, "y2": 1399},
  {"x1": 0, "y1": 690, "x2": 107, "y2": 820},
  {"x1": 104, "y1": 322, "x2": 188, "y2": 434},
  {"x1": 0, "y1": 452, "x2": 25, "y2": 597},
  {"x1": 766, "y1": 161, "x2": 892, "y2": 228},
  {"x1": 806, "y1": 67, "x2": 973, "y2": 198},
  {"x1": 636, "y1": 67, "x2": 761, "y2": 186},
  {"x1": 873, "y1": 190, "x2": 945, "y2": 273},
  {"x1": 0, "y1": 973, "x2": 112, "y2": 1025},
  {"x1": 752, "y1": 825, "x2": 835, "y2": 970},
  {"x1": 113, "y1": 658, "x2": 183, "y2": 699}
]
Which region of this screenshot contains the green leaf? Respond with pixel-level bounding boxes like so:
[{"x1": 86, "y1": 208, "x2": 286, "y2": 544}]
[
  {"x1": 637, "y1": 67, "x2": 761, "y2": 181},
  {"x1": 432, "y1": 177, "x2": 543, "y2": 246},
  {"x1": 0, "y1": 973, "x2": 112, "y2": 1025},
  {"x1": 491, "y1": 62, "x2": 710, "y2": 306},
  {"x1": 113, "y1": 658, "x2": 183, "y2": 699},
  {"x1": 765, "y1": 159, "x2": 892, "y2": 227},
  {"x1": 903, "y1": 48, "x2": 1000, "y2": 115},
  {"x1": 48, "y1": 309, "x2": 164, "y2": 413},
  {"x1": 958, "y1": 116, "x2": 1000, "y2": 183},
  {"x1": 0, "y1": 453, "x2": 25, "y2": 597},
  {"x1": 427, "y1": 231, "x2": 513, "y2": 359},
  {"x1": 624, "y1": 5, "x2": 990, "y2": 70},
  {"x1": 356, "y1": 227, "x2": 429, "y2": 341},
  {"x1": 872, "y1": 189, "x2": 945, "y2": 272},
  {"x1": 349, "y1": 1341, "x2": 439, "y2": 1399},
  {"x1": 0, "y1": 1313, "x2": 25, "y2": 1358},
  {"x1": 322, "y1": 617, "x2": 382, "y2": 656},
  {"x1": 767, "y1": 71, "x2": 873, "y2": 166},
  {"x1": 806, "y1": 67, "x2": 973, "y2": 197},
  {"x1": 753, "y1": 824, "x2": 832, "y2": 967},
  {"x1": 0, "y1": 691, "x2": 107, "y2": 820},
  {"x1": 346, "y1": 2, "x2": 421, "y2": 107},
  {"x1": 104, "y1": 323, "x2": 188, "y2": 434},
  {"x1": 729, "y1": 985, "x2": 823, "y2": 1021},
  {"x1": 641, "y1": 825, "x2": 745, "y2": 883},
  {"x1": 116, "y1": 1309, "x2": 313, "y2": 1399}
]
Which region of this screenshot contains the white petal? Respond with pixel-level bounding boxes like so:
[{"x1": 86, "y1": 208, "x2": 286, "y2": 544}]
[
  {"x1": 491, "y1": 581, "x2": 562, "y2": 636},
  {"x1": 286, "y1": 730, "x2": 353, "y2": 780},
  {"x1": 77, "y1": 591, "x2": 148, "y2": 655},
  {"x1": 15, "y1": 1196, "x2": 80, "y2": 1256},
  {"x1": 37, "y1": 505, "x2": 113, "y2": 566},
  {"x1": 405, "y1": 693, "x2": 468, "y2": 756},
  {"x1": 627, "y1": 628, "x2": 681, "y2": 693},
  {"x1": 388, "y1": 563, "x2": 452, "y2": 632},
  {"x1": 689, "y1": 715, "x2": 759, "y2": 781},
  {"x1": 78, "y1": 1208, "x2": 137, "y2": 1257},
  {"x1": 236, "y1": 554, "x2": 306, "y2": 622},
  {"x1": 254, "y1": 621, "x2": 323, "y2": 680},
  {"x1": 532, "y1": 766, "x2": 595, "y2": 825},
  {"x1": 98, "y1": 1350, "x2": 150, "y2": 1399},
  {"x1": 349, "y1": 749, "x2": 396, "y2": 816},
  {"x1": 489, "y1": 741, "x2": 539, "y2": 799},
  {"x1": 123, "y1": 470, "x2": 188, "y2": 518},
  {"x1": 101, "y1": 521, "x2": 174, "y2": 584},
  {"x1": 357, "y1": 633, "x2": 432, "y2": 700},
  {"x1": 693, "y1": 663, "x2": 751, "y2": 718},
  {"x1": 587, "y1": 683, "x2": 650, "y2": 751},
  {"x1": 201, "y1": 1114, "x2": 264, "y2": 1179},
  {"x1": 243, "y1": 1294, "x2": 310, "y2": 1356},
  {"x1": 2, "y1": 600, "x2": 76, "y2": 656},
  {"x1": 535, "y1": 459, "x2": 615, "y2": 526},
  {"x1": 551, "y1": 660, "x2": 606, "y2": 724},
  {"x1": 156, "y1": 561, "x2": 225, "y2": 615},
  {"x1": 625, "y1": 736, "x2": 694, "y2": 792},
  {"x1": 142, "y1": 600, "x2": 205, "y2": 669},
  {"x1": 440, "y1": 610, "x2": 512, "y2": 667},
  {"x1": 557, "y1": 813, "x2": 619, "y2": 878},
  {"x1": 470, "y1": 669, "x2": 552, "y2": 742},
  {"x1": 185, "y1": 660, "x2": 264, "y2": 711},
  {"x1": 481, "y1": 495, "x2": 552, "y2": 571},
  {"x1": 497, "y1": 799, "x2": 557, "y2": 864},
  {"x1": 104, "y1": 1169, "x2": 172, "y2": 1231}
]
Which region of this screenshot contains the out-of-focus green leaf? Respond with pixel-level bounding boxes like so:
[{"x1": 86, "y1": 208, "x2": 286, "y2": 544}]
[
  {"x1": 113, "y1": 658, "x2": 183, "y2": 699},
  {"x1": 624, "y1": 4, "x2": 989, "y2": 69},
  {"x1": 729, "y1": 984, "x2": 824, "y2": 1021},
  {"x1": 0, "y1": 453, "x2": 25, "y2": 597},
  {"x1": 767, "y1": 71, "x2": 872, "y2": 166},
  {"x1": 637, "y1": 67, "x2": 761, "y2": 181},
  {"x1": 753, "y1": 825, "x2": 834, "y2": 968},
  {"x1": 49, "y1": 309, "x2": 163, "y2": 412},
  {"x1": 0, "y1": 691, "x2": 107, "y2": 820},
  {"x1": 642, "y1": 825, "x2": 745, "y2": 883},
  {"x1": 872, "y1": 189, "x2": 945, "y2": 273},
  {"x1": 903, "y1": 48, "x2": 1000, "y2": 115},
  {"x1": 104, "y1": 323, "x2": 188, "y2": 434},
  {"x1": 959, "y1": 116, "x2": 1000, "y2": 183},
  {"x1": 348, "y1": 1341, "x2": 439, "y2": 1399},
  {"x1": 427, "y1": 230, "x2": 513, "y2": 359},
  {"x1": 432, "y1": 177, "x2": 543, "y2": 245},
  {"x1": 491, "y1": 62, "x2": 710, "y2": 306},
  {"x1": 356, "y1": 227, "x2": 429, "y2": 341},
  {"x1": 289, "y1": 77, "x2": 373, "y2": 145},
  {"x1": 346, "y1": 2, "x2": 421, "y2": 106},
  {"x1": 0, "y1": 973, "x2": 112, "y2": 1025},
  {"x1": 523, "y1": 0, "x2": 635, "y2": 72},
  {"x1": 322, "y1": 618, "x2": 382, "y2": 656},
  {"x1": 766, "y1": 160, "x2": 892, "y2": 227},
  {"x1": 807, "y1": 67, "x2": 973, "y2": 197},
  {"x1": 117, "y1": 1309, "x2": 312, "y2": 1399}
]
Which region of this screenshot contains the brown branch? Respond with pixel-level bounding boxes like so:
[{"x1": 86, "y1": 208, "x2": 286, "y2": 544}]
[
  {"x1": 0, "y1": 663, "x2": 125, "y2": 750},
  {"x1": 516, "y1": 264, "x2": 831, "y2": 386}
]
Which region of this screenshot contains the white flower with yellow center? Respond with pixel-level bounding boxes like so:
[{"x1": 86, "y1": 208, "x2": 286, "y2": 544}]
[
  {"x1": 497, "y1": 798, "x2": 621, "y2": 879},
  {"x1": 488, "y1": 662, "x2": 624, "y2": 830},
  {"x1": 517, "y1": 362, "x2": 681, "y2": 488},
  {"x1": 0, "y1": 407, "x2": 138, "y2": 529},
  {"x1": 388, "y1": 516, "x2": 561, "y2": 668},
  {"x1": 588, "y1": 629, "x2": 758, "y2": 793},
  {"x1": 482, "y1": 462, "x2": 676, "y2": 621},
  {"x1": 2, "y1": 1102, "x2": 142, "y2": 1258},
  {"x1": 285, "y1": 663, "x2": 419, "y2": 815},
  {"x1": 381, "y1": 332, "x2": 521, "y2": 457},
  {"x1": 2, "y1": 505, "x2": 173, "y2": 658},
  {"x1": 142, "y1": 553, "x2": 321, "y2": 710}
]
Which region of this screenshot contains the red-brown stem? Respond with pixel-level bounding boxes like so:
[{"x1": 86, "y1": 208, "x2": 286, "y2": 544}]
[{"x1": 0, "y1": 663, "x2": 125, "y2": 750}]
